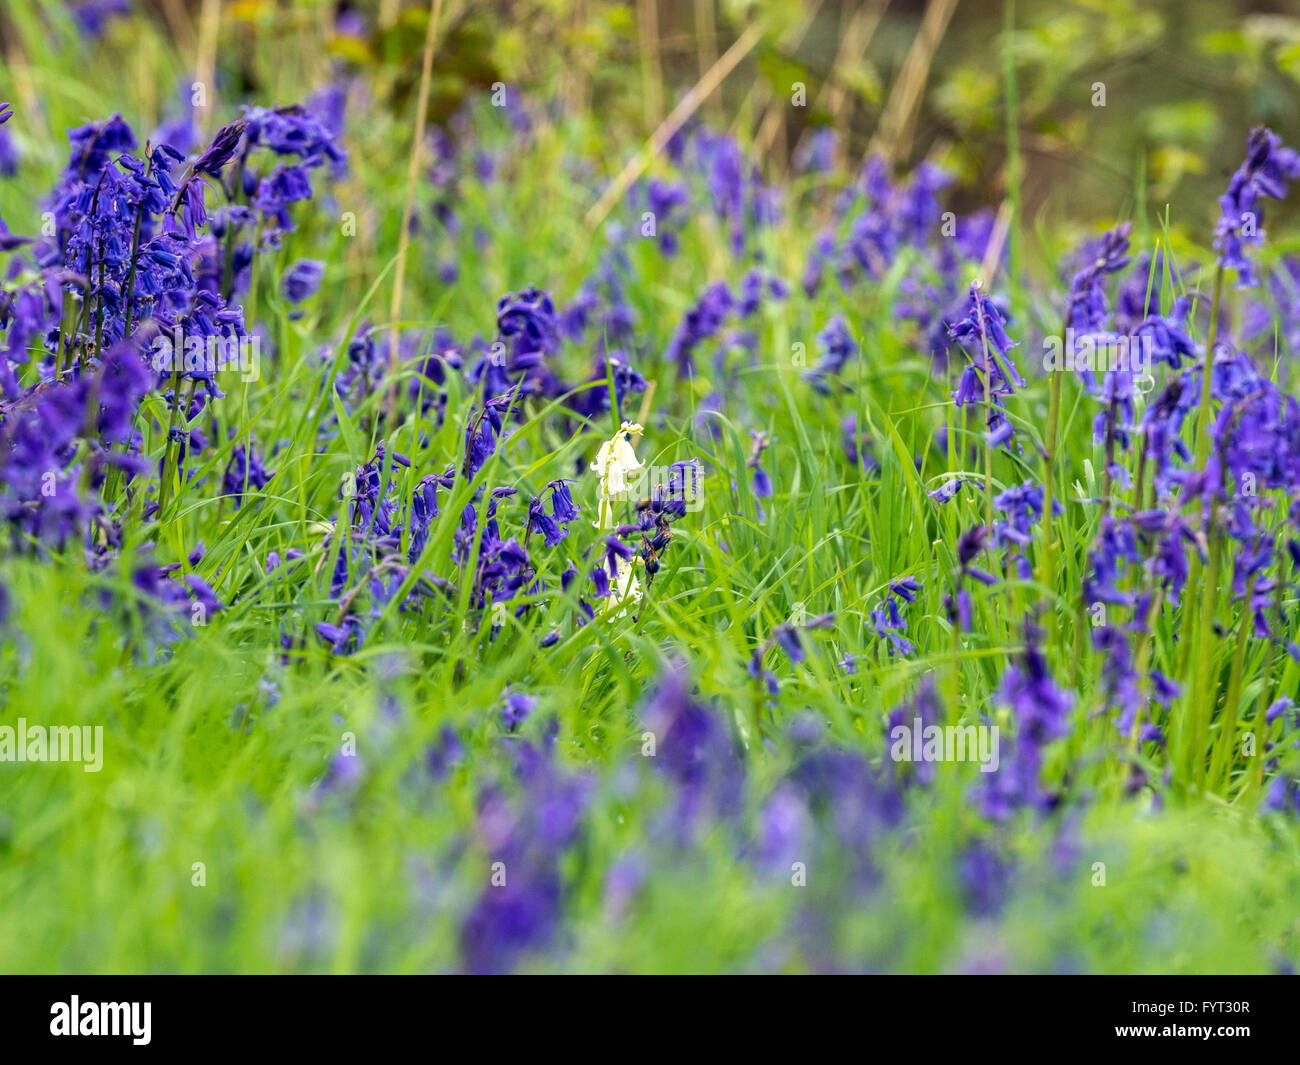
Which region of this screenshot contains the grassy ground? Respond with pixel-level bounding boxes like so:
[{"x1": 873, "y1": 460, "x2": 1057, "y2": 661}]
[{"x1": 0, "y1": 2, "x2": 1298, "y2": 973}]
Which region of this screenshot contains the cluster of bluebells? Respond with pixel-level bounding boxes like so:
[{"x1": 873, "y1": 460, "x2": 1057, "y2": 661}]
[
  {"x1": 525, "y1": 480, "x2": 581, "y2": 550},
  {"x1": 804, "y1": 158, "x2": 951, "y2": 292},
  {"x1": 947, "y1": 283, "x2": 1024, "y2": 449},
  {"x1": 1262, "y1": 698, "x2": 1300, "y2": 816},
  {"x1": 802, "y1": 155, "x2": 998, "y2": 372},
  {"x1": 806, "y1": 316, "x2": 858, "y2": 394},
  {"x1": 870, "y1": 576, "x2": 921, "y2": 657},
  {"x1": 998, "y1": 130, "x2": 1300, "y2": 792},
  {"x1": 1059, "y1": 222, "x2": 1200, "y2": 484},
  {"x1": 944, "y1": 526, "x2": 997, "y2": 632},
  {"x1": 631, "y1": 177, "x2": 689, "y2": 256},
  {"x1": 293, "y1": 94, "x2": 1300, "y2": 953},
  {"x1": 668, "y1": 124, "x2": 781, "y2": 257},
  {"x1": 314, "y1": 444, "x2": 459, "y2": 654},
  {"x1": 749, "y1": 611, "x2": 835, "y2": 697},
  {"x1": 662, "y1": 281, "x2": 730, "y2": 375},
  {"x1": 7, "y1": 34, "x2": 1300, "y2": 984},
  {"x1": 0, "y1": 96, "x2": 344, "y2": 644},
  {"x1": 623, "y1": 458, "x2": 700, "y2": 586},
  {"x1": 978, "y1": 620, "x2": 1073, "y2": 820},
  {"x1": 370, "y1": 656, "x2": 1095, "y2": 971},
  {"x1": 1214, "y1": 127, "x2": 1300, "y2": 289},
  {"x1": 992, "y1": 482, "x2": 1060, "y2": 579},
  {"x1": 310, "y1": 268, "x2": 710, "y2": 654},
  {"x1": 747, "y1": 431, "x2": 772, "y2": 517}
]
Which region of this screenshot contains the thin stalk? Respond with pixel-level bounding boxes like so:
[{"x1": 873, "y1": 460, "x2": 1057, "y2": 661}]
[
  {"x1": 1108, "y1": 586, "x2": 1166, "y2": 800},
  {"x1": 948, "y1": 612, "x2": 961, "y2": 726},
  {"x1": 1209, "y1": 608, "x2": 1251, "y2": 793},
  {"x1": 93, "y1": 239, "x2": 106, "y2": 359},
  {"x1": 584, "y1": 21, "x2": 765, "y2": 231},
  {"x1": 1071, "y1": 594, "x2": 1090, "y2": 693},
  {"x1": 1247, "y1": 579, "x2": 1286, "y2": 798},
  {"x1": 121, "y1": 201, "x2": 145, "y2": 338},
  {"x1": 1038, "y1": 354, "x2": 1063, "y2": 589},
  {"x1": 77, "y1": 169, "x2": 110, "y2": 367},
  {"x1": 220, "y1": 221, "x2": 239, "y2": 302},
  {"x1": 636, "y1": 0, "x2": 664, "y2": 127},
  {"x1": 1002, "y1": 0, "x2": 1021, "y2": 318},
  {"x1": 1133, "y1": 441, "x2": 1148, "y2": 513},
  {"x1": 1184, "y1": 525, "x2": 1223, "y2": 790},
  {"x1": 1173, "y1": 263, "x2": 1225, "y2": 790},
  {"x1": 385, "y1": 0, "x2": 444, "y2": 424},
  {"x1": 103, "y1": 201, "x2": 148, "y2": 507},
  {"x1": 1099, "y1": 400, "x2": 1117, "y2": 516},
  {"x1": 158, "y1": 368, "x2": 185, "y2": 509},
  {"x1": 1192, "y1": 266, "x2": 1225, "y2": 466},
  {"x1": 983, "y1": 415, "x2": 994, "y2": 528},
  {"x1": 973, "y1": 290, "x2": 997, "y2": 528},
  {"x1": 56, "y1": 290, "x2": 74, "y2": 376}
]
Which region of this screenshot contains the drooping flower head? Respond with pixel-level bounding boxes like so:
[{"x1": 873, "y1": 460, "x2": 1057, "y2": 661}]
[
  {"x1": 590, "y1": 421, "x2": 644, "y2": 530},
  {"x1": 948, "y1": 283, "x2": 1023, "y2": 448},
  {"x1": 1215, "y1": 127, "x2": 1300, "y2": 288},
  {"x1": 979, "y1": 617, "x2": 1073, "y2": 819}
]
